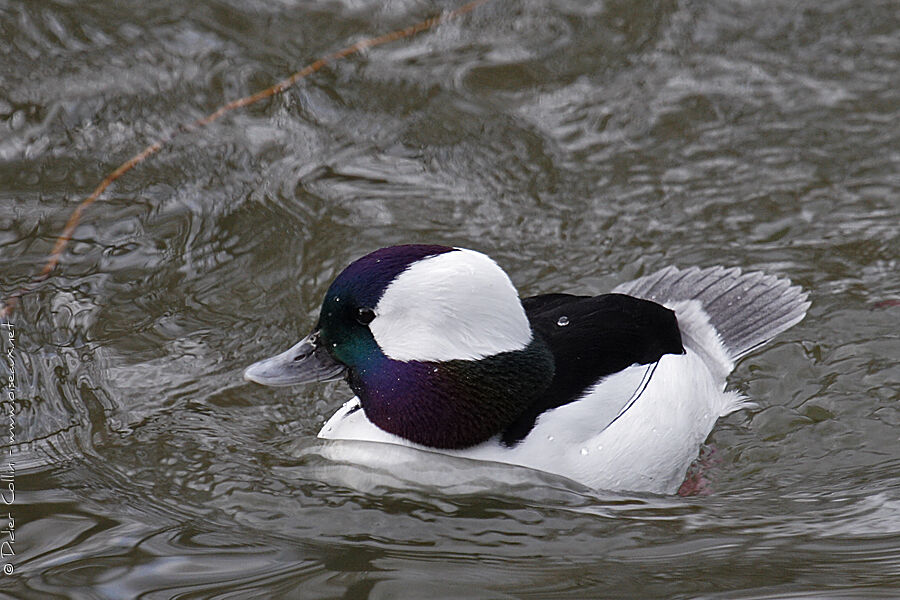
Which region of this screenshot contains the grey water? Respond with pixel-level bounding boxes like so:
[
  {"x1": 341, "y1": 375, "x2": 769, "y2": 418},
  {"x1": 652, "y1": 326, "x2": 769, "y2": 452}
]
[{"x1": 1, "y1": 0, "x2": 899, "y2": 597}]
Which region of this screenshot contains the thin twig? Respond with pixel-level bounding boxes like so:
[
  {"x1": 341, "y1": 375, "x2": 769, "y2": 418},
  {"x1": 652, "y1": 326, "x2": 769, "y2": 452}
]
[{"x1": 0, "y1": 0, "x2": 490, "y2": 319}]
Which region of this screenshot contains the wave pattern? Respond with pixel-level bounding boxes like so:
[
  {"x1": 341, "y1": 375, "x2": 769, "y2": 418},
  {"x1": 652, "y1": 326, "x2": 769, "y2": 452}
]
[{"x1": 2, "y1": 0, "x2": 898, "y2": 597}]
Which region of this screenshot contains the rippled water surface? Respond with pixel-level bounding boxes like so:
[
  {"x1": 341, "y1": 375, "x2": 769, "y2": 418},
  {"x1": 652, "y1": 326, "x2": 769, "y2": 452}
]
[{"x1": 2, "y1": 0, "x2": 899, "y2": 598}]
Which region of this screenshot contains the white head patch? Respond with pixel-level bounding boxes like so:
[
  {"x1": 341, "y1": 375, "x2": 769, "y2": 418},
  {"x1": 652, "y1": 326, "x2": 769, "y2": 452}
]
[{"x1": 369, "y1": 249, "x2": 532, "y2": 362}]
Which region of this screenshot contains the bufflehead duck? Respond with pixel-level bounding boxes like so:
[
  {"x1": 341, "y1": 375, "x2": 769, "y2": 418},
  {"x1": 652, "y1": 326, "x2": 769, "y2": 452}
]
[{"x1": 244, "y1": 245, "x2": 809, "y2": 494}]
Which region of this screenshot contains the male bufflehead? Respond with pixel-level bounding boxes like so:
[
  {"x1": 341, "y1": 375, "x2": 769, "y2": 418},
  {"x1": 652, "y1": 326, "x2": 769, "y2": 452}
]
[{"x1": 244, "y1": 245, "x2": 809, "y2": 494}]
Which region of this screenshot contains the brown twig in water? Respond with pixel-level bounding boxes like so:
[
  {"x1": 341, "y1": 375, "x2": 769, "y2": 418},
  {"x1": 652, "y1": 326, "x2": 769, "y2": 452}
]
[{"x1": 0, "y1": 0, "x2": 490, "y2": 319}]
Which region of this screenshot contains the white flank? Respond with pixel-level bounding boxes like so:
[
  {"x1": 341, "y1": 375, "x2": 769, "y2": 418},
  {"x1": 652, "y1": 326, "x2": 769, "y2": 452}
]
[{"x1": 369, "y1": 249, "x2": 532, "y2": 362}]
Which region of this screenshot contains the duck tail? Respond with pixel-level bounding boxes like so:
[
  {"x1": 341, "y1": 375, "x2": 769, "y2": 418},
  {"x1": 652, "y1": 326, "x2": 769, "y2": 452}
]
[{"x1": 613, "y1": 266, "x2": 810, "y2": 361}]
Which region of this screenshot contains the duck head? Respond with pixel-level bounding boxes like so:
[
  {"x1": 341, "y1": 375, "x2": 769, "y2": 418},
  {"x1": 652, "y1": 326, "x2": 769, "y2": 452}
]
[{"x1": 244, "y1": 244, "x2": 555, "y2": 449}]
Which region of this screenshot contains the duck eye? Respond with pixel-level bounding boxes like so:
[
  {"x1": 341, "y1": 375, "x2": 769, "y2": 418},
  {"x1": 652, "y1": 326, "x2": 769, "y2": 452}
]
[{"x1": 356, "y1": 307, "x2": 376, "y2": 325}]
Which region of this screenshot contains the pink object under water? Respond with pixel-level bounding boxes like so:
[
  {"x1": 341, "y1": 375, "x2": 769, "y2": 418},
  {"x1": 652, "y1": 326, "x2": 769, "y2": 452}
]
[{"x1": 677, "y1": 445, "x2": 721, "y2": 497}]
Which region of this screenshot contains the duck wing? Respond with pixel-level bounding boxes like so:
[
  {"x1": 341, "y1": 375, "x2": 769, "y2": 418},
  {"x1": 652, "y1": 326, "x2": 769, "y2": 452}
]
[{"x1": 501, "y1": 293, "x2": 684, "y2": 445}]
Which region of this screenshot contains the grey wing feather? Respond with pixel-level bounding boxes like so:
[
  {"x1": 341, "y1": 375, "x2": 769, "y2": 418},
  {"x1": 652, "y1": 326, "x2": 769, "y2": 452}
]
[{"x1": 613, "y1": 266, "x2": 809, "y2": 360}]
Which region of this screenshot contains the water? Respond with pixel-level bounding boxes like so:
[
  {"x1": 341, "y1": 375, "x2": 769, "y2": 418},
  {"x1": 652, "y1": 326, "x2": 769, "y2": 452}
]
[{"x1": 2, "y1": 0, "x2": 899, "y2": 597}]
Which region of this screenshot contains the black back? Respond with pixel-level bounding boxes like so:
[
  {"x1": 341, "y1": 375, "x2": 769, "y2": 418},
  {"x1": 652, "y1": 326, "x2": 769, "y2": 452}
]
[{"x1": 500, "y1": 293, "x2": 685, "y2": 445}]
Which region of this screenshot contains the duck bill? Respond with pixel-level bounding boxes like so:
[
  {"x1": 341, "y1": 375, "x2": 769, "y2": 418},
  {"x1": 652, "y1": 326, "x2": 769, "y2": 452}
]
[{"x1": 243, "y1": 331, "x2": 346, "y2": 387}]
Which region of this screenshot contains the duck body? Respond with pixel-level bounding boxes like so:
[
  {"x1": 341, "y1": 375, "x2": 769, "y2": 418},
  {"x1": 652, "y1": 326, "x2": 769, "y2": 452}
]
[{"x1": 245, "y1": 245, "x2": 809, "y2": 494}]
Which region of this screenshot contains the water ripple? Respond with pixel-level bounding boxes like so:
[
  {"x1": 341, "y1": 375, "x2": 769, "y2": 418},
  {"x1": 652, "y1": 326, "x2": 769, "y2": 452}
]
[{"x1": 2, "y1": 0, "x2": 899, "y2": 597}]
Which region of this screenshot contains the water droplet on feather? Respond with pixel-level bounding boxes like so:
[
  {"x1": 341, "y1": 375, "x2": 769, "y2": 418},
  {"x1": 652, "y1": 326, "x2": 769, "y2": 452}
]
[{"x1": 557, "y1": 316, "x2": 569, "y2": 327}]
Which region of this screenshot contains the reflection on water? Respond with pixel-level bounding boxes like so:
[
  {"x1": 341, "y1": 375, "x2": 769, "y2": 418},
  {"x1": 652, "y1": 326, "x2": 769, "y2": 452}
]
[{"x1": 1, "y1": 0, "x2": 899, "y2": 597}]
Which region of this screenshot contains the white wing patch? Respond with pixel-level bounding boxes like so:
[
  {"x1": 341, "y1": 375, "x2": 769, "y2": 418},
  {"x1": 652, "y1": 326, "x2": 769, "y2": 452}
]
[
  {"x1": 369, "y1": 249, "x2": 532, "y2": 362},
  {"x1": 525, "y1": 363, "x2": 659, "y2": 449},
  {"x1": 602, "y1": 361, "x2": 659, "y2": 431}
]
